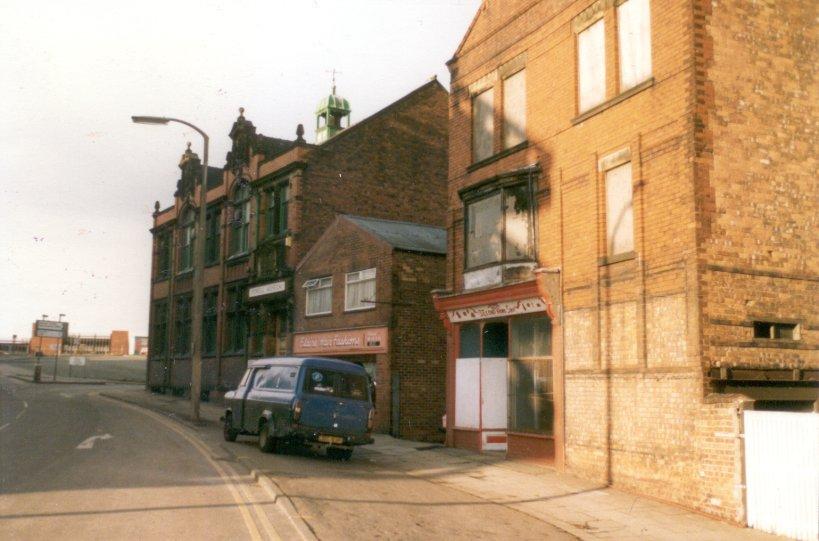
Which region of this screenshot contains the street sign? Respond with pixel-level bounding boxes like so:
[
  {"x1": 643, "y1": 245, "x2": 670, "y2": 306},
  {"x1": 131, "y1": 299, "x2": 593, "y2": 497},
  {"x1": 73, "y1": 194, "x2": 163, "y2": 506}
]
[
  {"x1": 35, "y1": 320, "x2": 68, "y2": 339},
  {"x1": 69, "y1": 356, "x2": 86, "y2": 366}
]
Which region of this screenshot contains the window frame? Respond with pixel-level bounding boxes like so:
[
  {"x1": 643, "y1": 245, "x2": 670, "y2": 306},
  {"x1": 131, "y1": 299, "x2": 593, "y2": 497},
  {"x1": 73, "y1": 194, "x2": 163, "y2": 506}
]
[
  {"x1": 502, "y1": 68, "x2": 527, "y2": 150},
  {"x1": 604, "y1": 161, "x2": 635, "y2": 257},
  {"x1": 224, "y1": 282, "x2": 247, "y2": 354},
  {"x1": 617, "y1": 0, "x2": 652, "y2": 92},
  {"x1": 577, "y1": 18, "x2": 607, "y2": 113},
  {"x1": 202, "y1": 287, "x2": 218, "y2": 356},
  {"x1": 229, "y1": 182, "x2": 251, "y2": 257},
  {"x1": 344, "y1": 268, "x2": 377, "y2": 312},
  {"x1": 155, "y1": 229, "x2": 172, "y2": 280},
  {"x1": 204, "y1": 206, "x2": 221, "y2": 266},
  {"x1": 463, "y1": 180, "x2": 535, "y2": 271},
  {"x1": 508, "y1": 316, "x2": 554, "y2": 436},
  {"x1": 304, "y1": 276, "x2": 333, "y2": 316},
  {"x1": 173, "y1": 294, "x2": 192, "y2": 357},
  {"x1": 150, "y1": 299, "x2": 169, "y2": 359},
  {"x1": 177, "y1": 208, "x2": 195, "y2": 273},
  {"x1": 471, "y1": 87, "x2": 495, "y2": 163}
]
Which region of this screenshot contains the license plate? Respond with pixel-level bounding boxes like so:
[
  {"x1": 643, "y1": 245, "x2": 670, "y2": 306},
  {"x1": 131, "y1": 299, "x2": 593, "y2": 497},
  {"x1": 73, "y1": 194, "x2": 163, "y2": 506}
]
[{"x1": 318, "y1": 435, "x2": 344, "y2": 445}]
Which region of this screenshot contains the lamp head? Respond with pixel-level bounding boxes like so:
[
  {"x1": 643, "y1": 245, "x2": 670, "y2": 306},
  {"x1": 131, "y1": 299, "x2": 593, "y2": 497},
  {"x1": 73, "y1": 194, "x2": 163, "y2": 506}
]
[{"x1": 131, "y1": 115, "x2": 170, "y2": 125}]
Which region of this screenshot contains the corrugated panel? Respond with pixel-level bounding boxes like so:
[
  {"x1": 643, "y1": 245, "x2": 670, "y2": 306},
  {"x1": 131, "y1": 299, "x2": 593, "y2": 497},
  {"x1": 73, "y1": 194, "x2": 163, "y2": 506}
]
[{"x1": 744, "y1": 410, "x2": 819, "y2": 541}]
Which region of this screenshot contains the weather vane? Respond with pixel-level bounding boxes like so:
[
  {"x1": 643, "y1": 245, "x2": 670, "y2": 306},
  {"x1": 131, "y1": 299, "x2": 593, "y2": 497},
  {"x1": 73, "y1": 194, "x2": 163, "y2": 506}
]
[{"x1": 327, "y1": 68, "x2": 342, "y2": 94}]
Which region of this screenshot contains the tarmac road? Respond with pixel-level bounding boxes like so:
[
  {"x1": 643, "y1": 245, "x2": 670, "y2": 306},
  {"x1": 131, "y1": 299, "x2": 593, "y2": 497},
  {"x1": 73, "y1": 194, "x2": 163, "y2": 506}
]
[{"x1": 0, "y1": 369, "x2": 297, "y2": 540}]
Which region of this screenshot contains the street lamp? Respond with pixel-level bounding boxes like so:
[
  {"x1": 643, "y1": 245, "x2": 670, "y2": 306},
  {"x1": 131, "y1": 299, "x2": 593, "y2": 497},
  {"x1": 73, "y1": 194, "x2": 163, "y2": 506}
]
[{"x1": 132, "y1": 114, "x2": 209, "y2": 422}]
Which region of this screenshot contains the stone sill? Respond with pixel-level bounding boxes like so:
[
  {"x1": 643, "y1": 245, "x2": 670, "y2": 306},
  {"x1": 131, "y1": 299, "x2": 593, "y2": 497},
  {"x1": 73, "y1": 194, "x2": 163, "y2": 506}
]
[
  {"x1": 467, "y1": 141, "x2": 529, "y2": 173},
  {"x1": 572, "y1": 78, "x2": 655, "y2": 125},
  {"x1": 598, "y1": 251, "x2": 636, "y2": 266}
]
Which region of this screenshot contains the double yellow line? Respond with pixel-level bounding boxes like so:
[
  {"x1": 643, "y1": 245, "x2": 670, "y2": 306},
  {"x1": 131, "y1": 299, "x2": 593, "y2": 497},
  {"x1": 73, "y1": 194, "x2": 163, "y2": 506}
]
[{"x1": 99, "y1": 395, "x2": 281, "y2": 541}]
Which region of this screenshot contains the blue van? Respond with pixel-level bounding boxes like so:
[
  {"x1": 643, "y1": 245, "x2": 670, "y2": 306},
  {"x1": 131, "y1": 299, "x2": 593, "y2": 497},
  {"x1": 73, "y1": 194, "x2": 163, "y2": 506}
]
[{"x1": 222, "y1": 357, "x2": 374, "y2": 460}]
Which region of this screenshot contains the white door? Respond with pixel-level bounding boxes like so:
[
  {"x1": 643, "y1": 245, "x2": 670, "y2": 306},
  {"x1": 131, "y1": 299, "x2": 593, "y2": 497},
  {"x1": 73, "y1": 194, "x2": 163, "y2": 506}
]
[
  {"x1": 480, "y1": 357, "x2": 508, "y2": 450},
  {"x1": 744, "y1": 410, "x2": 818, "y2": 541},
  {"x1": 455, "y1": 358, "x2": 480, "y2": 429}
]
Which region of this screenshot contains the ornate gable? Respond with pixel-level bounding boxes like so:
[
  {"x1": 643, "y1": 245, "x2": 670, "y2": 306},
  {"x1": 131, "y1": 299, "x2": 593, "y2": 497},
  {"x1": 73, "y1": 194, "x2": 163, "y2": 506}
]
[{"x1": 226, "y1": 107, "x2": 257, "y2": 170}]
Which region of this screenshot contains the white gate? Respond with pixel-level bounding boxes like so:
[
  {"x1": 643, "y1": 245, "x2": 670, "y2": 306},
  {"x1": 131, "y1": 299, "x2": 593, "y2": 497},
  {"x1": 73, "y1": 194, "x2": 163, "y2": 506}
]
[{"x1": 744, "y1": 410, "x2": 819, "y2": 541}]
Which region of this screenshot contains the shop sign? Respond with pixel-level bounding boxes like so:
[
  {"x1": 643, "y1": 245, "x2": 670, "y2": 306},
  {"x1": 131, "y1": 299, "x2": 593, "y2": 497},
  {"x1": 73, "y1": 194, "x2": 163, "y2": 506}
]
[
  {"x1": 248, "y1": 280, "x2": 286, "y2": 299},
  {"x1": 293, "y1": 327, "x2": 389, "y2": 355},
  {"x1": 448, "y1": 297, "x2": 547, "y2": 323}
]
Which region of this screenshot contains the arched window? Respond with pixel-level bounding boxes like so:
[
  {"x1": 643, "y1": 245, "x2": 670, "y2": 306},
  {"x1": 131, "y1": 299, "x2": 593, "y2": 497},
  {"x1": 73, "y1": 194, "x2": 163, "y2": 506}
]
[
  {"x1": 229, "y1": 181, "x2": 251, "y2": 256},
  {"x1": 178, "y1": 207, "x2": 195, "y2": 272}
]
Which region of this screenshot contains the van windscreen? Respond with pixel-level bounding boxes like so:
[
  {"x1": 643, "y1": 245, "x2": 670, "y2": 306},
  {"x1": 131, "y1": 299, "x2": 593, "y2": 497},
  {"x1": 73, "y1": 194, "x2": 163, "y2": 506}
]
[{"x1": 303, "y1": 368, "x2": 368, "y2": 401}]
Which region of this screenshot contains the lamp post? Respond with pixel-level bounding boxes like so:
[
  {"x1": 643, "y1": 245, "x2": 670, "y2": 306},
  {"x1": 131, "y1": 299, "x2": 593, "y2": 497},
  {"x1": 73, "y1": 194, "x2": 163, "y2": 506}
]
[{"x1": 132, "y1": 115, "x2": 209, "y2": 422}]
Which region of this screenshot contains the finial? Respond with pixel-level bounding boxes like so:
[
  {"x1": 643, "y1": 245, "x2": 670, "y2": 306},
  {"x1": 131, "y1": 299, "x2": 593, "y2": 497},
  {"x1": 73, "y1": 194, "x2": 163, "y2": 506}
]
[
  {"x1": 154, "y1": 201, "x2": 160, "y2": 214},
  {"x1": 296, "y1": 123, "x2": 305, "y2": 143},
  {"x1": 239, "y1": 107, "x2": 245, "y2": 117},
  {"x1": 186, "y1": 141, "x2": 192, "y2": 151},
  {"x1": 327, "y1": 69, "x2": 342, "y2": 95}
]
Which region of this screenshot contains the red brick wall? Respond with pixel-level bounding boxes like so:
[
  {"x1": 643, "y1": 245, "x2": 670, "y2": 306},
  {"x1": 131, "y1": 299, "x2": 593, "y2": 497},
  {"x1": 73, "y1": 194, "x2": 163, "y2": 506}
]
[
  {"x1": 391, "y1": 250, "x2": 447, "y2": 442},
  {"x1": 298, "y1": 81, "x2": 449, "y2": 263},
  {"x1": 696, "y1": 0, "x2": 818, "y2": 375}
]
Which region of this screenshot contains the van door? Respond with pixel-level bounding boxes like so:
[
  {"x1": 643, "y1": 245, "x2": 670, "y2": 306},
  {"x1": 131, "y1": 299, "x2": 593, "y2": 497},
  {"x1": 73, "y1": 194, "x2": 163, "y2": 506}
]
[{"x1": 299, "y1": 367, "x2": 370, "y2": 434}]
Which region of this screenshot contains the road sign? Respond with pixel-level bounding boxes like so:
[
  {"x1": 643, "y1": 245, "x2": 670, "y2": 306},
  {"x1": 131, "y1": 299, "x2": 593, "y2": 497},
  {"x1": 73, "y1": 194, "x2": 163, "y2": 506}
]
[
  {"x1": 69, "y1": 356, "x2": 86, "y2": 366},
  {"x1": 35, "y1": 320, "x2": 68, "y2": 339}
]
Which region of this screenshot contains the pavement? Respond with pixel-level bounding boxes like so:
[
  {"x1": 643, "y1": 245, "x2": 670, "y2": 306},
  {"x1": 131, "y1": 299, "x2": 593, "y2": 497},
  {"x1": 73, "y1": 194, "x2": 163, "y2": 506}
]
[{"x1": 99, "y1": 387, "x2": 784, "y2": 541}]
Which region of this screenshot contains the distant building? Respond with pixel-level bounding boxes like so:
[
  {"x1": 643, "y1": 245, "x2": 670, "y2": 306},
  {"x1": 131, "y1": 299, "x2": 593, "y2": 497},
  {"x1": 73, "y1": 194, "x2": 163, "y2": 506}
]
[
  {"x1": 294, "y1": 215, "x2": 447, "y2": 441},
  {"x1": 134, "y1": 336, "x2": 149, "y2": 356},
  {"x1": 147, "y1": 79, "x2": 448, "y2": 395}
]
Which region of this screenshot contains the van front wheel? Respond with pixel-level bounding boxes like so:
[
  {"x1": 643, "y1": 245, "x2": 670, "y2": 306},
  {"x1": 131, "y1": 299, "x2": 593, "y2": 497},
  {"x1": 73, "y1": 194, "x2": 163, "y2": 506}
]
[
  {"x1": 223, "y1": 414, "x2": 239, "y2": 442},
  {"x1": 258, "y1": 422, "x2": 277, "y2": 453}
]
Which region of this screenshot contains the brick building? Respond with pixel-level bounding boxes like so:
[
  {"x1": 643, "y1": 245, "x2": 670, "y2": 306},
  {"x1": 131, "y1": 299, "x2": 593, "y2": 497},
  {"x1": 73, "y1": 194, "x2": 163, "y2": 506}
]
[
  {"x1": 434, "y1": 0, "x2": 817, "y2": 524},
  {"x1": 293, "y1": 215, "x2": 447, "y2": 441},
  {"x1": 147, "y1": 79, "x2": 448, "y2": 396}
]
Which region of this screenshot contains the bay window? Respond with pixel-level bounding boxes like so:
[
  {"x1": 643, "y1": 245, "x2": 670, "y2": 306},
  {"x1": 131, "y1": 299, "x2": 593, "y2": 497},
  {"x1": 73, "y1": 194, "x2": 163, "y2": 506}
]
[{"x1": 465, "y1": 182, "x2": 533, "y2": 269}]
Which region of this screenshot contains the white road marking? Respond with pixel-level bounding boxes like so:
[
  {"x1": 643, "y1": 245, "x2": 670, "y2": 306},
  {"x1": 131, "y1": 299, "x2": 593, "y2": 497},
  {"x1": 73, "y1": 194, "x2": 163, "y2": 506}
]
[
  {"x1": 0, "y1": 423, "x2": 9, "y2": 431},
  {"x1": 76, "y1": 434, "x2": 113, "y2": 449},
  {"x1": 22, "y1": 401, "x2": 28, "y2": 408},
  {"x1": 60, "y1": 393, "x2": 72, "y2": 398}
]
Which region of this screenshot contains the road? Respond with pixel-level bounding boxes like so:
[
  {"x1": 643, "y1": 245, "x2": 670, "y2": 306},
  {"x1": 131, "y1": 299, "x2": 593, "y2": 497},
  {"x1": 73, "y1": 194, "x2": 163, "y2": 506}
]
[
  {"x1": 0, "y1": 370, "x2": 298, "y2": 540},
  {"x1": 0, "y1": 359, "x2": 574, "y2": 540}
]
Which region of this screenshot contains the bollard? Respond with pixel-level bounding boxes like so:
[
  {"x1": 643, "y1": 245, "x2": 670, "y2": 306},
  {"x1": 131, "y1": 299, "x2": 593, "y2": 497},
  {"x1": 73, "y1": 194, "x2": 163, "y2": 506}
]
[{"x1": 33, "y1": 364, "x2": 42, "y2": 383}]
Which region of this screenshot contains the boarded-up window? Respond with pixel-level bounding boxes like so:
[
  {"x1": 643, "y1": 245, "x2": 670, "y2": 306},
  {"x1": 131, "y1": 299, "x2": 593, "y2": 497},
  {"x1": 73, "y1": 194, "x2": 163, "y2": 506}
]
[
  {"x1": 605, "y1": 162, "x2": 634, "y2": 255},
  {"x1": 472, "y1": 88, "x2": 494, "y2": 162},
  {"x1": 618, "y1": 0, "x2": 652, "y2": 90},
  {"x1": 578, "y1": 19, "x2": 606, "y2": 112},
  {"x1": 503, "y1": 70, "x2": 526, "y2": 149}
]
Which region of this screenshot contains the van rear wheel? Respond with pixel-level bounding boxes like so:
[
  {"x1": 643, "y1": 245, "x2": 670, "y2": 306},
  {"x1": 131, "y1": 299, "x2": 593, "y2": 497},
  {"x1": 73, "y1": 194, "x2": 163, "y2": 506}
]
[
  {"x1": 328, "y1": 447, "x2": 353, "y2": 461},
  {"x1": 258, "y1": 422, "x2": 277, "y2": 453}
]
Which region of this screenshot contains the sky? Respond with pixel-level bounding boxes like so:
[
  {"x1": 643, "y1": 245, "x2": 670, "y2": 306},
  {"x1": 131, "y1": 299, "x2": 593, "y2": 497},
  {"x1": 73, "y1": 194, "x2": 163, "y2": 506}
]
[{"x1": 0, "y1": 0, "x2": 481, "y2": 343}]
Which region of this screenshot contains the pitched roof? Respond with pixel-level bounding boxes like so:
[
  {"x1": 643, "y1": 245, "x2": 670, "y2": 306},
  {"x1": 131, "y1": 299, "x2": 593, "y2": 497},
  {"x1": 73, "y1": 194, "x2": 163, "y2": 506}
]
[
  {"x1": 343, "y1": 215, "x2": 446, "y2": 255},
  {"x1": 206, "y1": 166, "x2": 223, "y2": 191},
  {"x1": 256, "y1": 135, "x2": 294, "y2": 157}
]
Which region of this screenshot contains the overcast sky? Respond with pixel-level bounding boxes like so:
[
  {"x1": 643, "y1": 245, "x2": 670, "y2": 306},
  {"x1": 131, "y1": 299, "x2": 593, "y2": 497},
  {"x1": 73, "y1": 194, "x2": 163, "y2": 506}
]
[{"x1": 0, "y1": 0, "x2": 480, "y2": 342}]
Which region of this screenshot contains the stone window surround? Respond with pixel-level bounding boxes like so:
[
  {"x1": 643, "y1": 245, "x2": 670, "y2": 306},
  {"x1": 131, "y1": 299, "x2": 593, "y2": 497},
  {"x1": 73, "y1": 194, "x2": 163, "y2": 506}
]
[{"x1": 467, "y1": 53, "x2": 528, "y2": 169}]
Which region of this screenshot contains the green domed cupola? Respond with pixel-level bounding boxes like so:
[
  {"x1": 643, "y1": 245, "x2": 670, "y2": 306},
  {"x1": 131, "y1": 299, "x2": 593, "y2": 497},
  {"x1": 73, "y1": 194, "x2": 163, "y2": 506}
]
[{"x1": 315, "y1": 81, "x2": 351, "y2": 144}]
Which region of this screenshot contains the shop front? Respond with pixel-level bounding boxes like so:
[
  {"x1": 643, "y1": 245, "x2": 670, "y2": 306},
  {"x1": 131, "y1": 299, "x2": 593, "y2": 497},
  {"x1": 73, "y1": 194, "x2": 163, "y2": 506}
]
[
  {"x1": 293, "y1": 326, "x2": 390, "y2": 431},
  {"x1": 434, "y1": 275, "x2": 563, "y2": 465}
]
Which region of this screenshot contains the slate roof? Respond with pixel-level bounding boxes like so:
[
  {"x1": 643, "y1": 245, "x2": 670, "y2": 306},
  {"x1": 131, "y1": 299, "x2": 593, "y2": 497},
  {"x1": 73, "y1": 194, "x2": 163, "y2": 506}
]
[
  {"x1": 206, "y1": 166, "x2": 223, "y2": 191},
  {"x1": 343, "y1": 215, "x2": 446, "y2": 255}
]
